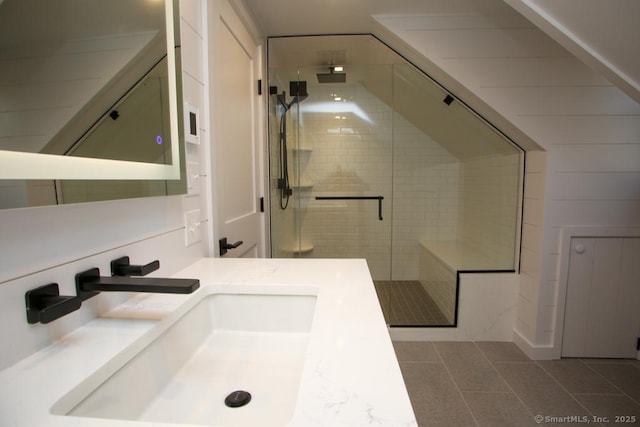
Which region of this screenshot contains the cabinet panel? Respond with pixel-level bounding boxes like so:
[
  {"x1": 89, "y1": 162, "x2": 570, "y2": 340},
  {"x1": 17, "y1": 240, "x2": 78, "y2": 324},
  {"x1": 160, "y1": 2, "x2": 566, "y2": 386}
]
[
  {"x1": 562, "y1": 237, "x2": 640, "y2": 358},
  {"x1": 585, "y1": 238, "x2": 622, "y2": 357},
  {"x1": 562, "y1": 237, "x2": 595, "y2": 357},
  {"x1": 615, "y1": 238, "x2": 640, "y2": 356}
]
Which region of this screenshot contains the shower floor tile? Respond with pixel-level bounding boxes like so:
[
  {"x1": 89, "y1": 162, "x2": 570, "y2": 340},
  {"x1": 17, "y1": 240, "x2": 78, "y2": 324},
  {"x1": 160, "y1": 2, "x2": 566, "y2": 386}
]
[{"x1": 373, "y1": 280, "x2": 449, "y2": 326}]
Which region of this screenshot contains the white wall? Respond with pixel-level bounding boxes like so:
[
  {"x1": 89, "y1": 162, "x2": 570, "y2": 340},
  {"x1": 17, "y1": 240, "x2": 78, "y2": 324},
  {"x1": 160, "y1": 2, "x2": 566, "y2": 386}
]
[
  {"x1": 0, "y1": 0, "x2": 211, "y2": 371},
  {"x1": 374, "y1": 0, "x2": 640, "y2": 358},
  {"x1": 504, "y1": 0, "x2": 640, "y2": 103}
]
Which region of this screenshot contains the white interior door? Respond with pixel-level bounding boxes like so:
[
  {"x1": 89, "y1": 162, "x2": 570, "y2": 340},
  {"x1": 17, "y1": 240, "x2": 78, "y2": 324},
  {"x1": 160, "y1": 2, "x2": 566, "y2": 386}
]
[
  {"x1": 562, "y1": 237, "x2": 640, "y2": 358},
  {"x1": 208, "y1": 0, "x2": 263, "y2": 258}
]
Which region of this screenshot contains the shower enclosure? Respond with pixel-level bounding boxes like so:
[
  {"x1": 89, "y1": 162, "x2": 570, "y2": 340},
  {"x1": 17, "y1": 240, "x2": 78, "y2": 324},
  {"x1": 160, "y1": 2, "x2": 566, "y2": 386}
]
[{"x1": 268, "y1": 35, "x2": 523, "y2": 327}]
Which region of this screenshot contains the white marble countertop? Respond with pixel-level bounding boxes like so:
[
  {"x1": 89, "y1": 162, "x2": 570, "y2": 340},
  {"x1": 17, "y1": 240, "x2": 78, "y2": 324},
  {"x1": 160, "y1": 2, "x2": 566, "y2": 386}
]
[{"x1": 0, "y1": 258, "x2": 417, "y2": 427}]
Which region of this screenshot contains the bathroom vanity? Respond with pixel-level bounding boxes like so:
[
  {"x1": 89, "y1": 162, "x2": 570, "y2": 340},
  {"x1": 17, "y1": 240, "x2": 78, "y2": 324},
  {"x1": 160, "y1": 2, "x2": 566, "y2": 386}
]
[{"x1": 0, "y1": 258, "x2": 417, "y2": 426}]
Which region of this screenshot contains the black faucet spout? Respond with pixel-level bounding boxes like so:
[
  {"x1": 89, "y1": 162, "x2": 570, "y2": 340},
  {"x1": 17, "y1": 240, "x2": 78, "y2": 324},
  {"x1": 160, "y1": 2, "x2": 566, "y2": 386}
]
[{"x1": 76, "y1": 268, "x2": 199, "y2": 301}]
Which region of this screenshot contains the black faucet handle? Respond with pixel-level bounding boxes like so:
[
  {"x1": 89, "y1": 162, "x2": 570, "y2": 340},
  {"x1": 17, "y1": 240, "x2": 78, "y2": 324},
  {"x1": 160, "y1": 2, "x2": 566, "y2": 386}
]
[
  {"x1": 111, "y1": 256, "x2": 160, "y2": 277},
  {"x1": 25, "y1": 283, "x2": 82, "y2": 324}
]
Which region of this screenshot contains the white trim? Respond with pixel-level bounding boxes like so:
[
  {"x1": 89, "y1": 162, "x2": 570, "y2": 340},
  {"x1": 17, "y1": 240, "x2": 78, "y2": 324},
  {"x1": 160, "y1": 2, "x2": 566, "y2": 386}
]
[
  {"x1": 0, "y1": 150, "x2": 180, "y2": 180},
  {"x1": 513, "y1": 327, "x2": 556, "y2": 360},
  {"x1": 202, "y1": 0, "x2": 216, "y2": 257}
]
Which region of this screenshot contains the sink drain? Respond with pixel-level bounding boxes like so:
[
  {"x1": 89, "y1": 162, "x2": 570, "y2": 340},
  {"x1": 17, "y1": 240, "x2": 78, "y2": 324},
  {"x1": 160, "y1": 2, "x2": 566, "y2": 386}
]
[{"x1": 224, "y1": 390, "x2": 252, "y2": 408}]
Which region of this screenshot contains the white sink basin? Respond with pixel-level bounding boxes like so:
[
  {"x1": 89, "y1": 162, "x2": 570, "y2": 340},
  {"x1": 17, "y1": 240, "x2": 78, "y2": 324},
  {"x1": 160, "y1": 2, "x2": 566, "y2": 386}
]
[{"x1": 52, "y1": 290, "x2": 317, "y2": 426}]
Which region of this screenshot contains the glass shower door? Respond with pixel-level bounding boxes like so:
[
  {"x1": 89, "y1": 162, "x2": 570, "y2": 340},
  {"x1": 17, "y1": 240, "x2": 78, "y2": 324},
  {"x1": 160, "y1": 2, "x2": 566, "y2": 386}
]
[
  {"x1": 267, "y1": 35, "x2": 523, "y2": 328},
  {"x1": 274, "y1": 64, "x2": 395, "y2": 280}
]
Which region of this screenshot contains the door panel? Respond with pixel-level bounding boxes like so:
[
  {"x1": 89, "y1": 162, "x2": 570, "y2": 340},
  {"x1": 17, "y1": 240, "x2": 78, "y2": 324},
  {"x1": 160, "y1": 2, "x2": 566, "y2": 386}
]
[
  {"x1": 616, "y1": 238, "x2": 640, "y2": 357},
  {"x1": 585, "y1": 238, "x2": 622, "y2": 357},
  {"x1": 562, "y1": 237, "x2": 595, "y2": 357},
  {"x1": 562, "y1": 237, "x2": 640, "y2": 358},
  {"x1": 209, "y1": 0, "x2": 262, "y2": 258}
]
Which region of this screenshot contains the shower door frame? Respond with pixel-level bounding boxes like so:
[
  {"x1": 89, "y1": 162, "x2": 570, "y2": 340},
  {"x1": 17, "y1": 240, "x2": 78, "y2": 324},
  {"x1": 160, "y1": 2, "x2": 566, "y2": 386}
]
[{"x1": 265, "y1": 34, "x2": 526, "y2": 328}]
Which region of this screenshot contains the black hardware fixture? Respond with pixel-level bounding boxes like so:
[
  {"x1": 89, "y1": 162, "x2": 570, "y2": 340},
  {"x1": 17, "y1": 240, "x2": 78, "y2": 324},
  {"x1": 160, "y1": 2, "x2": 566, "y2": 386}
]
[
  {"x1": 315, "y1": 196, "x2": 385, "y2": 221},
  {"x1": 76, "y1": 264, "x2": 199, "y2": 301},
  {"x1": 289, "y1": 80, "x2": 308, "y2": 98},
  {"x1": 111, "y1": 256, "x2": 160, "y2": 277},
  {"x1": 25, "y1": 283, "x2": 81, "y2": 324},
  {"x1": 274, "y1": 81, "x2": 309, "y2": 210},
  {"x1": 443, "y1": 94, "x2": 455, "y2": 105},
  {"x1": 225, "y1": 390, "x2": 252, "y2": 408},
  {"x1": 219, "y1": 237, "x2": 243, "y2": 256},
  {"x1": 317, "y1": 66, "x2": 347, "y2": 84}
]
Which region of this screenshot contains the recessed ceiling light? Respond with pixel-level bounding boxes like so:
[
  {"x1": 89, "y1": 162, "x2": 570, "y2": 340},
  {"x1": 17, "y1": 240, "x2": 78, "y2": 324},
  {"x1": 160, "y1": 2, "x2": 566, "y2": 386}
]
[
  {"x1": 334, "y1": 66, "x2": 344, "y2": 72},
  {"x1": 334, "y1": 96, "x2": 342, "y2": 101}
]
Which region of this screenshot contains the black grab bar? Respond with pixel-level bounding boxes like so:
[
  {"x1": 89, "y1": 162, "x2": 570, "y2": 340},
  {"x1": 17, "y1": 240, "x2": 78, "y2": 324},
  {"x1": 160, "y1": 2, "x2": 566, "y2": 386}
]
[{"x1": 314, "y1": 196, "x2": 384, "y2": 220}]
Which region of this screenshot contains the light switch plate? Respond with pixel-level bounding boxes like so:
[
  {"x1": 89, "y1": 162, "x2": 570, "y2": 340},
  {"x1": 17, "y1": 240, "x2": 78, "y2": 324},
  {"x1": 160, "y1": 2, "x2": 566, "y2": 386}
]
[
  {"x1": 186, "y1": 161, "x2": 200, "y2": 196},
  {"x1": 184, "y1": 209, "x2": 201, "y2": 246}
]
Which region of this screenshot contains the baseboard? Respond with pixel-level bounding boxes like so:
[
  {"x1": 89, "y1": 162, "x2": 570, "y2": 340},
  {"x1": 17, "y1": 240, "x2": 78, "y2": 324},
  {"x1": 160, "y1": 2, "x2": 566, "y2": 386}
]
[{"x1": 513, "y1": 328, "x2": 558, "y2": 360}]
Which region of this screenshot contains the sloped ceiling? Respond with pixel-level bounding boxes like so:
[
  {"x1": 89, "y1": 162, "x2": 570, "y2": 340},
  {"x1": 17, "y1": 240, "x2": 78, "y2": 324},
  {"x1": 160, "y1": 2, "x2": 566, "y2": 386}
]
[
  {"x1": 504, "y1": 0, "x2": 640, "y2": 103},
  {"x1": 243, "y1": 0, "x2": 639, "y2": 143},
  {"x1": 243, "y1": 0, "x2": 528, "y2": 36},
  {"x1": 245, "y1": 0, "x2": 639, "y2": 104}
]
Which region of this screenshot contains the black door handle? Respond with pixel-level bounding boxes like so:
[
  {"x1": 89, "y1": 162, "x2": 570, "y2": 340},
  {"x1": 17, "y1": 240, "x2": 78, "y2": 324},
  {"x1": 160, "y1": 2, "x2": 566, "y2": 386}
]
[{"x1": 219, "y1": 237, "x2": 243, "y2": 255}]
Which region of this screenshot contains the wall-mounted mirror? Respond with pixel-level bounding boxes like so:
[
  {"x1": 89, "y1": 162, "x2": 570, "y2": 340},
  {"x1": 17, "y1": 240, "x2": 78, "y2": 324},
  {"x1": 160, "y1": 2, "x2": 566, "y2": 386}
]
[{"x1": 0, "y1": 0, "x2": 186, "y2": 209}]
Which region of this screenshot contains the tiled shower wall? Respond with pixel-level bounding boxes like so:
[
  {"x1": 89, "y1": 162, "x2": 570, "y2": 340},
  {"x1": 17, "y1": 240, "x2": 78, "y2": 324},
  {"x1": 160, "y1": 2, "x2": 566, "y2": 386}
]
[
  {"x1": 272, "y1": 80, "x2": 520, "y2": 280},
  {"x1": 297, "y1": 84, "x2": 394, "y2": 278},
  {"x1": 391, "y1": 112, "x2": 459, "y2": 280},
  {"x1": 419, "y1": 246, "x2": 457, "y2": 323},
  {"x1": 458, "y1": 153, "x2": 521, "y2": 269},
  {"x1": 295, "y1": 83, "x2": 460, "y2": 280}
]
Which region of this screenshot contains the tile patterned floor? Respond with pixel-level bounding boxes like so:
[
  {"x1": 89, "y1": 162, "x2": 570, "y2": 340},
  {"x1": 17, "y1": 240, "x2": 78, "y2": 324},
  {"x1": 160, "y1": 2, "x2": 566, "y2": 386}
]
[
  {"x1": 373, "y1": 281, "x2": 450, "y2": 326},
  {"x1": 393, "y1": 341, "x2": 640, "y2": 426}
]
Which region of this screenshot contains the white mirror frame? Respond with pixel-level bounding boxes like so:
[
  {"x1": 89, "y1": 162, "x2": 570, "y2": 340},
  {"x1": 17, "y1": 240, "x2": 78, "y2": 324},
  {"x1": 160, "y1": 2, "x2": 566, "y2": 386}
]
[{"x1": 0, "y1": 0, "x2": 180, "y2": 181}]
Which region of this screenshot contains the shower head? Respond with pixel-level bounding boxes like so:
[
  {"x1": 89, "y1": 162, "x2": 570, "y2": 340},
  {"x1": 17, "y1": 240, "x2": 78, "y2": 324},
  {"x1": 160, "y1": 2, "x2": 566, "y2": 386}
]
[{"x1": 317, "y1": 66, "x2": 346, "y2": 84}]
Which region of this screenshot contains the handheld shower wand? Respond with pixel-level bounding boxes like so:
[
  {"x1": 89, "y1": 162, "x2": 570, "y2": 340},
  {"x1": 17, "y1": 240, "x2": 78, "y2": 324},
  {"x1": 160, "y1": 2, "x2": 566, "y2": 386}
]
[{"x1": 275, "y1": 81, "x2": 308, "y2": 210}]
